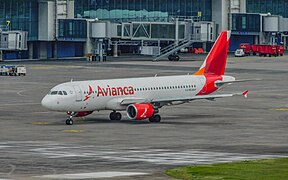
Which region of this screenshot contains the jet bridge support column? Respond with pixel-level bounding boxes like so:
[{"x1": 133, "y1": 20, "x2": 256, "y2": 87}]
[
  {"x1": 113, "y1": 42, "x2": 118, "y2": 57},
  {"x1": 0, "y1": 50, "x2": 2, "y2": 61},
  {"x1": 95, "y1": 39, "x2": 104, "y2": 62},
  {"x1": 28, "y1": 42, "x2": 33, "y2": 59},
  {"x1": 38, "y1": 42, "x2": 48, "y2": 60},
  {"x1": 175, "y1": 18, "x2": 179, "y2": 46},
  {"x1": 52, "y1": 42, "x2": 57, "y2": 59}
]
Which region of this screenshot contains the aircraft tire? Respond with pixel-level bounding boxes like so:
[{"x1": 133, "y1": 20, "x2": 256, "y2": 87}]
[
  {"x1": 109, "y1": 112, "x2": 116, "y2": 120},
  {"x1": 66, "y1": 119, "x2": 73, "y2": 125},
  {"x1": 149, "y1": 114, "x2": 161, "y2": 123},
  {"x1": 115, "y1": 112, "x2": 122, "y2": 121}
]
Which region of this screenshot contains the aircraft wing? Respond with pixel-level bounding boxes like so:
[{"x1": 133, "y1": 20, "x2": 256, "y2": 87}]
[
  {"x1": 120, "y1": 91, "x2": 248, "y2": 107},
  {"x1": 151, "y1": 91, "x2": 248, "y2": 106},
  {"x1": 120, "y1": 98, "x2": 150, "y2": 105}
]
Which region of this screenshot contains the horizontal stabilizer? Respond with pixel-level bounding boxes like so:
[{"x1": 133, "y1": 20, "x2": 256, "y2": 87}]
[{"x1": 215, "y1": 78, "x2": 261, "y2": 87}]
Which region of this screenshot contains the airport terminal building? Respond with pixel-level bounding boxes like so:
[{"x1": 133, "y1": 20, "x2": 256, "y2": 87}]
[{"x1": 1, "y1": 0, "x2": 288, "y2": 60}]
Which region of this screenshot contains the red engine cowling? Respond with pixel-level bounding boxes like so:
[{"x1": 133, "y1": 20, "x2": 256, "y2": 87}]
[
  {"x1": 67, "y1": 111, "x2": 93, "y2": 117},
  {"x1": 126, "y1": 104, "x2": 155, "y2": 120}
]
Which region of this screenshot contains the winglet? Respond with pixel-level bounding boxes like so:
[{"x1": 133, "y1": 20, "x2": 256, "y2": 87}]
[{"x1": 242, "y1": 90, "x2": 249, "y2": 98}]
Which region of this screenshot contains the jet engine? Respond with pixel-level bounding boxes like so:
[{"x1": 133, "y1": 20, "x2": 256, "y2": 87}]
[
  {"x1": 67, "y1": 111, "x2": 93, "y2": 117},
  {"x1": 126, "y1": 104, "x2": 155, "y2": 120}
]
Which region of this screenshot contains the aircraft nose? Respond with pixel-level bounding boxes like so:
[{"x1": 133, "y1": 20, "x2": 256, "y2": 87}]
[{"x1": 41, "y1": 95, "x2": 54, "y2": 110}]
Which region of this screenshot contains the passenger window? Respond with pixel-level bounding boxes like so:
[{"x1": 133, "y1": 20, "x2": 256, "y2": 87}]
[
  {"x1": 63, "y1": 91, "x2": 68, "y2": 95},
  {"x1": 58, "y1": 91, "x2": 63, "y2": 95}
]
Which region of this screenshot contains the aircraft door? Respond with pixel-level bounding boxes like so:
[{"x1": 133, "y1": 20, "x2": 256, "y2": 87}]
[{"x1": 73, "y1": 85, "x2": 82, "y2": 102}]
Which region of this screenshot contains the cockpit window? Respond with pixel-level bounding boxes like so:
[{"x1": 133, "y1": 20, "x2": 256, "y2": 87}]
[
  {"x1": 48, "y1": 90, "x2": 68, "y2": 95},
  {"x1": 50, "y1": 91, "x2": 58, "y2": 95}
]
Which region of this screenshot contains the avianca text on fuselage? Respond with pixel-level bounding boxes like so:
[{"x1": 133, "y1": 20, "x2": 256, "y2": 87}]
[{"x1": 96, "y1": 85, "x2": 134, "y2": 97}]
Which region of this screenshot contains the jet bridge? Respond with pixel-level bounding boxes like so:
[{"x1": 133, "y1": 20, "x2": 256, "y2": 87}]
[
  {"x1": 0, "y1": 30, "x2": 28, "y2": 60},
  {"x1": 85, "y1": 17, "x2": 215, "y2": 61}
]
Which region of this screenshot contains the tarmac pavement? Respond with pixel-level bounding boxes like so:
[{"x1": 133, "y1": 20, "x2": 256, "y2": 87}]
[{"x1": 0, "y1": 54, "x2": 288, "y2": 179}]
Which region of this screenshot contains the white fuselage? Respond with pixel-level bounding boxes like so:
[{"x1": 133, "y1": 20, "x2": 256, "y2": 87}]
[{"x1": 41, "y1": 74, "x2": 218, "y2": 112}]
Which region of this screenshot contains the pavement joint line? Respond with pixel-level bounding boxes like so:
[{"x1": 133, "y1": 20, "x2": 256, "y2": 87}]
[
  {"x1": 0, "y1": 103, "x2": 40, "y2": 107},
  {"x1": 34, "y1": 172, "x2": 149, "y2": 179}
]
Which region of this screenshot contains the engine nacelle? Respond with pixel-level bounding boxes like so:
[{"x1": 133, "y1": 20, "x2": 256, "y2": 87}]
[
  {"x1": 67, "y1": 111, "x2": 93, "y2": 117},
  {"x1": 126, "y1": 104, "x2": 155, "y2": 120}
]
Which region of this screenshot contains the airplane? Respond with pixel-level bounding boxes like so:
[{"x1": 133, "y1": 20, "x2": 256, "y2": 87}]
[{"x1": 41, "y1": 31, "x2": 250, "y2": 125}]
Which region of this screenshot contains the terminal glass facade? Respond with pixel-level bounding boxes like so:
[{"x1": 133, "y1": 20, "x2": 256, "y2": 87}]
[
  {"x1": 232, "y1": 14, "x2": 260, "y2": 32},
  {"x1": 247, "y1": 0, "x2": 288, "y2": 18},
  {"x1": 58, "y1": 19, "x2": 87, "y2": 39},
  {"x1": 75, "y1": 0, "x2": 212, "y2": 22},
  {"x1": 0, "y1": 0, "x2": 38, "y2": 40}
]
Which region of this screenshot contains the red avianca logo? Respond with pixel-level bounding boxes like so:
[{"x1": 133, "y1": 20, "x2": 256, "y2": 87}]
[
  {"x1": 83, "y1": 85, "x2": 93, "y2": 101},
  {"x1": 83, "y1": 85, "x2": 135, "y2": 101}
]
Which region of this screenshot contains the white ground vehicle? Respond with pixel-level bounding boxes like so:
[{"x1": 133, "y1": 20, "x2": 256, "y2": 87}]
[
  {"x1": 234, "y1": 49, "x2": 245, "y2": 57},
  {"x1": 0, "y1": 65, "x2": 9, "y2": 75},
  {"x1": 16, "y1": 66, "x2": 26, "y2": 76},
  {"x1": 0, "y1": 65, "x2": 26, "y2": 76}
]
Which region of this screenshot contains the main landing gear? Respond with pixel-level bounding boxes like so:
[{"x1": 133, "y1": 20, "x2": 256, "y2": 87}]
[
  {"x1": 109, "y1": 111, "x2": 122, "y2": 121},
  {"x1": 149, "y1": 114, "x2": 161, "y2": 123}
]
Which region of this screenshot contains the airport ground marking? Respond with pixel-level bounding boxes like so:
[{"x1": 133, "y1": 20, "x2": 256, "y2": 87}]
[
  {"x1": 31, "y1": 122, "x2": 50, "y2": 125},
  {"x1": 30, "y1": 65, "x2": 82, "y2": 70},
  {"x1": 271, "y1": 108, "x2": 288, "y2": 111},
  {"x1": 63, "y1": 130, "x2": 84, "y2": 133}
]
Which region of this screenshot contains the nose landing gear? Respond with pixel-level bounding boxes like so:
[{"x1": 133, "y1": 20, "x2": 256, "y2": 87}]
[
  {"x1": 66, "y1": 118, "x2": 73, "y2": 125},
  {"x1": 65, "y1": 112, "x2": 76, "y2": 125},
  {"x1": 66, "y1": 114, "x2": 74, "y2": 125}
]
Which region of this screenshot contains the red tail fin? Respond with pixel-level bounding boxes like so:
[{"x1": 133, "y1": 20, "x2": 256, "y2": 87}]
[{"x1": 194, "y1": 31, "x2": 231, "y2": 76}]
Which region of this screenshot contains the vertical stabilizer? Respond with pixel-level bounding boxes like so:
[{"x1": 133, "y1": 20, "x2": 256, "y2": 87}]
[{"x1": 194, "y1": 31, "x2": 231, "y2": 76}]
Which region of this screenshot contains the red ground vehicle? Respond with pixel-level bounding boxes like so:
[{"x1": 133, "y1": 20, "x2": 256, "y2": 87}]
[
  {"x1": 276, "y1": 45, "x2": 284, "y2": 56},
  {"x1": 239, "y1": 43, "x2": 251, "y2": 55},
  {"x1": 251, "y1": 44, "x2": 281, "y2": 57}
]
